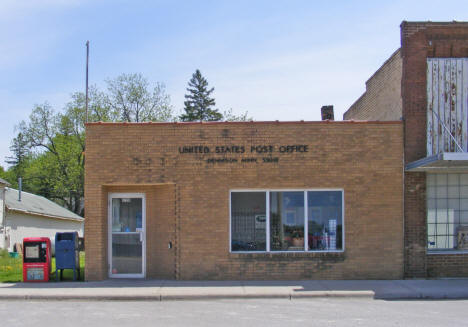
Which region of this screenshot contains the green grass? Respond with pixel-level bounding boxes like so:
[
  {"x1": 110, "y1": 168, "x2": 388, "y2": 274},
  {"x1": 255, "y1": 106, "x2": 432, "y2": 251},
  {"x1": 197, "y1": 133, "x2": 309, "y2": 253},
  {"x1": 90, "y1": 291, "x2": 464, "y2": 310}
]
[
  {"x1": 52, "y1": 252, "x2": 85, "y2": 281},
  {"x1": 0, "y1": 249, "x2": 85, "y2": 283},
  {"x1": 0, "y1": 250, "x2": 22, "y2": 283}
]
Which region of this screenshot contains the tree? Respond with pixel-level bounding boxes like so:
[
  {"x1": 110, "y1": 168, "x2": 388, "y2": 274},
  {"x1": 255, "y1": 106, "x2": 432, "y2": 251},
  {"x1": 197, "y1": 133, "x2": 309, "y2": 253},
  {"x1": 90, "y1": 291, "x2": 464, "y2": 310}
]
[
  {"x1": 16, "y1": 103, "x2": 85, "y2": 215},
  {"x1": 65, "y1": 86, "x2": 115, "y2": 126},
  {"x1": 106, "y1": 73, "x2": 173, "y2": 122},
  {"x1": 222, "y1": 108, "x2": 251, "y2": 122},
  {"x1": 8, "y1": 73, "x2": 174, "y2": 216},
  {"x1": 0, "y1": 165, "x2": 16, "y2": 187},
  {"x1": 180, "y1": 69, "x2": 222, "y2": 121},
  {"x1": 5, "y1": 132, "x2": 30, "y2": 177}
]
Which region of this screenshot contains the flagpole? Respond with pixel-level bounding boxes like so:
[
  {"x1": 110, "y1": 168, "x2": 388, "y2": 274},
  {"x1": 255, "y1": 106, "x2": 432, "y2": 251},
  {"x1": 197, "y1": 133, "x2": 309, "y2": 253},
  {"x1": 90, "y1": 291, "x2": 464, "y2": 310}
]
[{"x1": 85, "y1": 40, "x2": 89, "y2": 123}]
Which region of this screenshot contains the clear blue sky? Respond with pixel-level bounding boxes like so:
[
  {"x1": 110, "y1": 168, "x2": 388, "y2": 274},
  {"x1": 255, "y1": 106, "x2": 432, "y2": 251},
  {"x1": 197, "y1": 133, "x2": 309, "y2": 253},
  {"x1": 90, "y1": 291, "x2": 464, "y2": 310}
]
[{"x1": 1, "y1": 0, "x2": 466, "y2": 167}]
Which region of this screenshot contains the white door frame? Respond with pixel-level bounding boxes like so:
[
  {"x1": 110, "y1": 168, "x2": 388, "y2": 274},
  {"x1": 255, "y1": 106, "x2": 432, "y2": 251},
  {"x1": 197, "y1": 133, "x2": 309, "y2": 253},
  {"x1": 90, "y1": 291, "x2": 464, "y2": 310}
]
[{"x1": 108, "y1": 192, "x2": 146, "y2": 278}]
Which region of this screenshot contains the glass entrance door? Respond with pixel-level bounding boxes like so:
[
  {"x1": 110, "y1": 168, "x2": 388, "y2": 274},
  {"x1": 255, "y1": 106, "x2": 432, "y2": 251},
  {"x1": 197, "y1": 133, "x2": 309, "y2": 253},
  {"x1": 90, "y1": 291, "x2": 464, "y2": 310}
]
[{"x1": 108, "y1": 193, "x2": 145, "y2": 278}]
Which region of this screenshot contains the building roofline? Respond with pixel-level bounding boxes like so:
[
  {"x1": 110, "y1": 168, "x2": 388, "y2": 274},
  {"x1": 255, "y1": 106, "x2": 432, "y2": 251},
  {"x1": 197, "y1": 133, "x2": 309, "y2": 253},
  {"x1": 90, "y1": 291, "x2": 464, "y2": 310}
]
[
  {"x1": 345, "y1": 93, "x2": 366, "y2": 118},
  {"x1": 343, "y1": 48, "x2": 402, "y2": 119},
  {"x1": 86, "y1": 120, "x2": 402, "y2": 126},
  {"x1": 401, "y1": 20, "x2": 468, "y2": 26},
  {"x1": 364, "y1": 48, "x2": 401, "y2": 86},
  {"x1": 5, "y1": 206, "x2": 84, "y2": 222},
  {"x1": 0, "y1": 178, "x2": 11, "y2": 186},
  {"x1": 5, "y1": 187, "x2": 83, "y2": 221}
]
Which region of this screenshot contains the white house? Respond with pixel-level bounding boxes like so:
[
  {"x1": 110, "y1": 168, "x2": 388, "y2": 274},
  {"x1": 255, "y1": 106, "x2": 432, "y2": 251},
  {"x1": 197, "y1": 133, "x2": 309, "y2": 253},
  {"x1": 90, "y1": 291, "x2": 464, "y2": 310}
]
[{"x1": 0, "y1": 178, "x2": 84, "y2": 252}]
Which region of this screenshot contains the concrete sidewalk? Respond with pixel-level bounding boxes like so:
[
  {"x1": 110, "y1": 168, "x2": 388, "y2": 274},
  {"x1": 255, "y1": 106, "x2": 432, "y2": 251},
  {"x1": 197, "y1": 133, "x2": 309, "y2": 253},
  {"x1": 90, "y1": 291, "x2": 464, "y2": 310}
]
[{"x1": 1, "y1": 279, "x2": 468, "y2": 301}]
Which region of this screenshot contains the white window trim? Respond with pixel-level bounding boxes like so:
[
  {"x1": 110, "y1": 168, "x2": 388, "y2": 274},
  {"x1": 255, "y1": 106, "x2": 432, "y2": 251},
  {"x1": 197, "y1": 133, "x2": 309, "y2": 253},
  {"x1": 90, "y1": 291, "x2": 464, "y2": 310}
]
[
  {"x1": 229, "y1": 189, "x2": 345, "y2": 254},
  {"x1": 427, "y1": 250, "x2": 468, "y2": 255}
]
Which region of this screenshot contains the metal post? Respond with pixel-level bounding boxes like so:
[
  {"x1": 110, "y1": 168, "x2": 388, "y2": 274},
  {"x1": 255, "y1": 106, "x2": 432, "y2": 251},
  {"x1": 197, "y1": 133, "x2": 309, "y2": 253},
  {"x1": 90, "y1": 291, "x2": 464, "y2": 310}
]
[
  {"x1": 85, "y1": 41, "x2": 89, "y2": 123},
  {"x1": 18, "y1": 177, "x2": 22, "y2": 202}
]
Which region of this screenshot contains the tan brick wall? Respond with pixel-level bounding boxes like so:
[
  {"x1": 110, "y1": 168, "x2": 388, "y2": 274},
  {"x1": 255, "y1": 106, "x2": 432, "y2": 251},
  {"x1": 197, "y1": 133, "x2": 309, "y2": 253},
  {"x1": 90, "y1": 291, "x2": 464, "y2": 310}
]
[
  {"x1": 343, "y1": 49, "x2": 402, "y2": 121},
  {"x1": 85, "y1": 121, "x2": 404, "y2": 280}
]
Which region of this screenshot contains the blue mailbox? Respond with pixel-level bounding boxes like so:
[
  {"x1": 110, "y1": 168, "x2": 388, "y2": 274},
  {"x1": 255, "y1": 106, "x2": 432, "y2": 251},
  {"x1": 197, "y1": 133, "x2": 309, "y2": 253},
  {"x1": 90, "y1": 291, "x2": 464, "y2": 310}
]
[{"x1": 55, "y1": 232, "x2": 80, "y2": 281}]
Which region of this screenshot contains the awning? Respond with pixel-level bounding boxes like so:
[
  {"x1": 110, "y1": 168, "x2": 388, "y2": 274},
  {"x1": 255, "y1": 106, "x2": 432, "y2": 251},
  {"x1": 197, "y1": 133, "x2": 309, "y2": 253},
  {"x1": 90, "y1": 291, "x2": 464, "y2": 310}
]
[{"x1": 406, "y1": 152, "x2": 468, "y2": 172}]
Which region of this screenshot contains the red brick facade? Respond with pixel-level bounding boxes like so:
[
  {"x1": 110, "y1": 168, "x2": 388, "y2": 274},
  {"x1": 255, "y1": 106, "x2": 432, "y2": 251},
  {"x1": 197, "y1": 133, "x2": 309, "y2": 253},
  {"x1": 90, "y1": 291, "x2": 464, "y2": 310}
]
[
  {"x1": 85, "y1": 121, "x2": 403, "y2": 280},
  {"x1": 402, "y1": 22, "x2": 468, "y2": 277},
  {"x1": 345, "y1": 21, "x2": 468, "y2": 278}
]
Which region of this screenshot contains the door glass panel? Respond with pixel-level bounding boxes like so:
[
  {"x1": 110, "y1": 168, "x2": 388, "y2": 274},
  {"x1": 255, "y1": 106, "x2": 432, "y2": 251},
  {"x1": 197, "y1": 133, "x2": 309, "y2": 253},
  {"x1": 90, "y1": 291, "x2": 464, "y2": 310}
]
[
  {"x1": 111, "y1": 234, "x2": 142, "y2": 274},
  {"x1": 111, "y1": 197, "x2": 143, "y2": 275},
  {"x1": 112, "y1": 198, "x2": 143, "y2": 232}
]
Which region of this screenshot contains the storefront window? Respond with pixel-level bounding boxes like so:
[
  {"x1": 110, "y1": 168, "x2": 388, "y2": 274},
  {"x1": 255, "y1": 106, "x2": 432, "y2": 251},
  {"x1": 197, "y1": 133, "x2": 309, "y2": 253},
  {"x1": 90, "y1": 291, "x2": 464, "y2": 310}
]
[
  {"x1": 270, "y1": 192, "x2": 305, "y2": 251},
  {"x1": 231, "y1": 192, "x2": 266, "y2": 251},
  {"x1": 308, "y1": 191, "x2": 343, "y2": 251},
  {"x1": 427, "y1": 174, "x2": 468, "y2": 250},
  {"x1": 230, "y1": 190, "x2": 344, "y2": 252}
]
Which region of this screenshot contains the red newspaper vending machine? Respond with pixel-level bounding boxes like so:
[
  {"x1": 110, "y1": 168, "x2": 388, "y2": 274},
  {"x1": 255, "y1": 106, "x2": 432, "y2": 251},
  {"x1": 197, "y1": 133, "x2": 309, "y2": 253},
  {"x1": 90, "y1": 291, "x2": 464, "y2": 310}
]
[{"x1": 23, "y1": 237, "x2": 51, "y2": 282}]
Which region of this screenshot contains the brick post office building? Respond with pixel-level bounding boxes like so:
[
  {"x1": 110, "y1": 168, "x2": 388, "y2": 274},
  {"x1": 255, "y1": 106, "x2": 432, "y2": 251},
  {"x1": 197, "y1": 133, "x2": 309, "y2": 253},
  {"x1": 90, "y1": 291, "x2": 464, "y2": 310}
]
[
  {"x1": 84, "y1": 120, "x2": 403, "y2": 280},
  {"x1": 344, "y1": 21, "x2": 468, "y2": 278}
]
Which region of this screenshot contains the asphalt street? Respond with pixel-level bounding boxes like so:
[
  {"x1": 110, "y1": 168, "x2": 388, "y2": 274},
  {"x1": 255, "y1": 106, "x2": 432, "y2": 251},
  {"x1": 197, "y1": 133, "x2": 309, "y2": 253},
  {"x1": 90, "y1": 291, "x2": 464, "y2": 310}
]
[{"x1": 0, "y1": 298, "x2": 466, "y2": 327}]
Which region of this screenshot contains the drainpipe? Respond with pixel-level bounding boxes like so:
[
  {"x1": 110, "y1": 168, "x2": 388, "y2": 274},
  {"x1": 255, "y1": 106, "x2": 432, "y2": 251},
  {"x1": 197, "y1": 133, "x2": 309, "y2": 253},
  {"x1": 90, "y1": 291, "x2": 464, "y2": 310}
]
[
  {"x1": 18, "y1": 177, "x2": 22, "y2": 202},
  {"x1": 1, "y1": 187, "x2": 6, "y2": 250}
]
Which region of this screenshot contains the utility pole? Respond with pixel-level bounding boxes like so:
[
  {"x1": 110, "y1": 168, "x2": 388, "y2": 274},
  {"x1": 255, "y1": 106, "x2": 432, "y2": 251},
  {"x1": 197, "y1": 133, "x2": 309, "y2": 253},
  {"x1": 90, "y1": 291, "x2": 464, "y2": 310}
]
[{"x1": 85, "y1": 40, "x2": 89, "y2": 123}]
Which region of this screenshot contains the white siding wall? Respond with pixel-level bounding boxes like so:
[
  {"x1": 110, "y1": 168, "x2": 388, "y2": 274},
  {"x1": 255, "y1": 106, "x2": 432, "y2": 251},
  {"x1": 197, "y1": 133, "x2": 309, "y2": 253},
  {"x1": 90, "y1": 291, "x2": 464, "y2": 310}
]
[
  {"x1": 0, "y1": 187, "x2": 5, "y2": 249},
  {"x1": 5, "y1": 212, "x2": 83, "y2": 253},
  {"x1": 427, "y1": 58, "x2": 468, "y2": 156}
]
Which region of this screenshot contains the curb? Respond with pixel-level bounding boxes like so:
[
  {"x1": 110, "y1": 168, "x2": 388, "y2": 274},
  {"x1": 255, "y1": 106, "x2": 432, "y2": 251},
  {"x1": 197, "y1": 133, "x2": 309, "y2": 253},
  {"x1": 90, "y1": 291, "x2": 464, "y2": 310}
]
[{"x1": 0, "y1": 290, "x2": 376, "y2": 301}]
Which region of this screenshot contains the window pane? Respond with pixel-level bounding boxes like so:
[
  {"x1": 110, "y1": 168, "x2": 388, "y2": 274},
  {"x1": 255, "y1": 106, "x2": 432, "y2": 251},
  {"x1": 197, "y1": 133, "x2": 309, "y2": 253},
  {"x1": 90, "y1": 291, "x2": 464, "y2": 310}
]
[
  {"x1": 437, "y1": 223, "x2": 450, "y2": 235},
  {"x1": 308, "y1": 191, "x2": 343, "y2": 251},
  {"x1": 461, "y1": 186, "x2": 468, "y2": 197},
  {"x1": 427, "y1": 198, "x2": 436, "y2": 210},
  {"x1": 426, "y1": 186, "x2": 436, "y2": 198},
  {"x1": 427, "y1": 173, "x2": 468, "y2": 250},
  {"x1": 436, "y1": 235, "x2": 453, "y2": 249},
  {"x1": 448, "y1": 186, "x2": 459, "y2": 198},
  {"x1": 427, "y1": 235, "x2": 436, "y2": 249},
  {"x1": 436, "y1": 174, "x2": 448, "y2": 186},
  {"x1": 436, "y1": 199, "x2": 447, "y2": 210},
  {"x1": 436, "y1": 186, "x2": 447, "y2": 198},
  {"x1": 231, "y1": 192, "x2": 266, "y2": 251},
  {"x1": 460, "y1": 174, "x2": 468, "y2": 185},
  {"x1": 461, "y1": 200, "x2": 468, "y2": 210},
  {"x1": 448, "y1": 199, "x2": 459, "y2": 210},
  {"x1": 460, "y1": 211, "x2": 468, "y2": 224},
  {"x1": 426, "y1": 174, "x2": 436, "y2": 186},
  {"x1": 427, "y1": 223, "x2": 435, "y2": 236},
  {"x1": 427, "y1": 209, "x2": 436, "y2": 223},
  {"x1": 448, "y1": 174, "x2": 459, "y2": 185},
  {"x1": 270, "y1": 192, "x2": 305, "y2": 251}
]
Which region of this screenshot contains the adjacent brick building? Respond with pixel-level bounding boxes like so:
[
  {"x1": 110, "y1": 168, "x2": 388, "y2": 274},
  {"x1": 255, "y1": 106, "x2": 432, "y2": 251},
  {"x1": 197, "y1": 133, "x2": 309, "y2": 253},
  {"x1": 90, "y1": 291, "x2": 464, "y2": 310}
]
[
  {"x1": 84, "y1": 121, "x2": 403, "y2": 280},
  {"x1": 344, "y1": 21, "x2": 468, "y2": 278}
]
